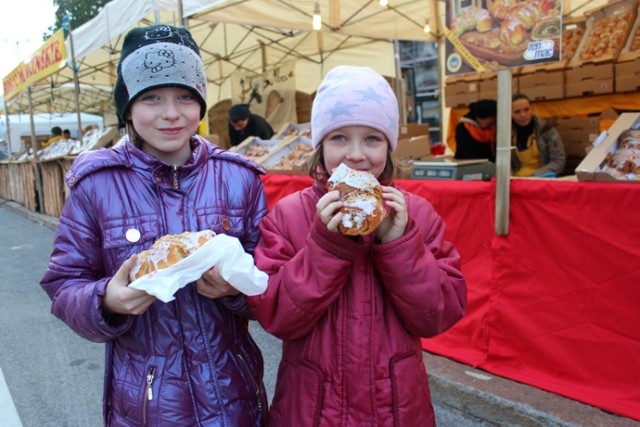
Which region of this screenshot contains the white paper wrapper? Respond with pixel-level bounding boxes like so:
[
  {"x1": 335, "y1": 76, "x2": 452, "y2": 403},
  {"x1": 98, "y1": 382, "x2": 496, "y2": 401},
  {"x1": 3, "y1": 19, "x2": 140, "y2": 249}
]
[{"x1": 129, "y1": 234, "x2": 268, "y2": 302}]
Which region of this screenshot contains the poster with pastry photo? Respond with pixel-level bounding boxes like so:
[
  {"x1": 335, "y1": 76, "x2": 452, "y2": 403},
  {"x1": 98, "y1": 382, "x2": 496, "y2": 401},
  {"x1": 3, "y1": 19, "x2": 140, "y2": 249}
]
[{"x1": 444, "y1": 0, "x2": 562, "y2": 76}]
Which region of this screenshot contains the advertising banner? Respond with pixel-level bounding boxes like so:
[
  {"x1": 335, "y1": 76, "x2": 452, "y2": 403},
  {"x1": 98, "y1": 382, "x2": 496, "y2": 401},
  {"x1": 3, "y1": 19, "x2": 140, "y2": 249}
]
[
  {"x1": 444, "y1": 0, "x2": 562, "y2": 76},
  {"x1": 2, "y1": 30, "x2": 67, "y2": 102}
]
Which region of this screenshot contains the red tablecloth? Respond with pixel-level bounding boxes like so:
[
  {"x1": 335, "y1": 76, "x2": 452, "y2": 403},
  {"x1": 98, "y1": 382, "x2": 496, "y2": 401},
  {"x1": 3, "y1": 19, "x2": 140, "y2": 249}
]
[{"x1": 259, "y1": 174, "x2": 640, "y2": 421}]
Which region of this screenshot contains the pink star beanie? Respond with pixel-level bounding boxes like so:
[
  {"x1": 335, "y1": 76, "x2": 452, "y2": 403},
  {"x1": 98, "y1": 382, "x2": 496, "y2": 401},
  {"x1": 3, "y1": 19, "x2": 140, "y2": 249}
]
[{"x1": 311, "y1": 66, "x2": 399, "y2": 151}]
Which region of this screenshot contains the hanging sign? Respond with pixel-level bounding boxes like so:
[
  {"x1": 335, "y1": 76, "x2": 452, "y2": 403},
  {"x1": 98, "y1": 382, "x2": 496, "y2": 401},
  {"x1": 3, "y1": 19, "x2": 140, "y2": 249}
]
[
  {"x1": 444, "y1": 0, "x2": 562, "y2": 76},
  {"x1": 3, "y1": 29, "x2": 68, "y2": 102}
]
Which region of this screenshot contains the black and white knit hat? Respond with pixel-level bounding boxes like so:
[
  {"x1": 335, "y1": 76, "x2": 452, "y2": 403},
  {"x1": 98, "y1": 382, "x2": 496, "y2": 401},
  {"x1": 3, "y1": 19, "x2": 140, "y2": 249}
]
[{"x1": 113, "y1": 25, "x2": 207, "y2": 122}]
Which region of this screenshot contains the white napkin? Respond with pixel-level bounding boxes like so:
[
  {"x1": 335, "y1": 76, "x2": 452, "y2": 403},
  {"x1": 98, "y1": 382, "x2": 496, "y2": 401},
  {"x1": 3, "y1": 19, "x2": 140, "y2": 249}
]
[{"x1": 129, "y1": 234, "x2": 268, "y2": 302}]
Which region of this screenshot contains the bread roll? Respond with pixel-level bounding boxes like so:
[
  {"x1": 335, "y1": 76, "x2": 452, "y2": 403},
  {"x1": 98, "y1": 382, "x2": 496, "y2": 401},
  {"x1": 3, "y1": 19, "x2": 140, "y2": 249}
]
[
  {"x1": 326, "y1": 164, "x2": 386, "y2": 236},
  {"x1": 129, "y1": 230, "x2": 216, "y2": 281}
]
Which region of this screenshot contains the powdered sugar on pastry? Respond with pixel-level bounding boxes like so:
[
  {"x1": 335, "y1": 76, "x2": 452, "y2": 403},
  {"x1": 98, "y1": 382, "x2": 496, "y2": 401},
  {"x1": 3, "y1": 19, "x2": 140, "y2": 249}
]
[
  {"x1": 327, "y1": 163, "x2": 386, "y2": 236},
  {"x1": 130, "y1": 230, "x2": 217, "y2": 281},
  {"x1": 328, "y1": 163, "x2": 379, "y2": 193}
]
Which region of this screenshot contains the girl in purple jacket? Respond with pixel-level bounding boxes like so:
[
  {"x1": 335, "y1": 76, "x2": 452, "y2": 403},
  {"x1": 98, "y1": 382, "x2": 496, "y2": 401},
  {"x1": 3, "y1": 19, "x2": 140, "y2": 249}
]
[
  {"x1": 247, "y1": 65, "x2": 468, "y2": 426},
  {"x1": 40, "y1": 25, "x2": 268, "y2": 426}
]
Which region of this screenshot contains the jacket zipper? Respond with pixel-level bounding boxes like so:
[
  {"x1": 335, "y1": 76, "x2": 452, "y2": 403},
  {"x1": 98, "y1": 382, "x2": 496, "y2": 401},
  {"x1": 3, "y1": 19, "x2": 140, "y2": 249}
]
[
  {"x1": 236, "y1": 352, "x2": 263, "y2": 412},
  {"x1": 143, "y1": 366, "x2": 157, "y2": 426},
  {"x1": 172, "y1": 166, "x2": 179, "y2": 190}
]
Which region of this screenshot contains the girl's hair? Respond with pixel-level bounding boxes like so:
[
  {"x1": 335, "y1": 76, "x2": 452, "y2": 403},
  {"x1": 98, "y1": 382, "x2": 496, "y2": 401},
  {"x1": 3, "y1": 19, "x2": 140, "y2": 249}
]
[
  {"x1": 307, "y1": 142, "x2": 398, "y2": 184},
  {"x1": 125, "y1": 121, "x2": 144, "y2": 148}
]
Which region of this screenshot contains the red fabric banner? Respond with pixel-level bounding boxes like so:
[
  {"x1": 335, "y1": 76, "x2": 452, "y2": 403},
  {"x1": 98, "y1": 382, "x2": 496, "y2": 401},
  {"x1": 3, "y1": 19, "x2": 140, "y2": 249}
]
[{"x1": 260, "y1": 174, "x2": 640, "y2": 421}]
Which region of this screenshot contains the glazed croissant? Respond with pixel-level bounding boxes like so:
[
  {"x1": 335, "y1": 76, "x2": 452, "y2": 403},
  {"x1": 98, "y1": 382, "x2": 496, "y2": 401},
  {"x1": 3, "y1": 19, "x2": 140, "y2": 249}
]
[
  {"x1": 451, "y1": 6, "x2": 493, "y2": 36},
  {"x1": 129, "y1": 230, "x2": 216, "y2": 281},
  {"x1": 327, "y1": 164, "x2": 387, "y2": 236},
  {"x1": 499, "y1": 2, "x2": 542, "y2": 47}
]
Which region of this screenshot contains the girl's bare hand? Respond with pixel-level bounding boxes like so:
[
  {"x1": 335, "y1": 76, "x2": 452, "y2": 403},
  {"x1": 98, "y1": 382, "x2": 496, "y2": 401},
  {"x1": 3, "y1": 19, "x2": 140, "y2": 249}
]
[
  {"x1": 103, "y1": 255, "x2": 156, "y2": 315},
  {"x1": 376, "y1": 186, "x2": 408, "y2": 243},
  {"x1": 317, "y1": 190, "x2": 344, "y2": 233},
  {"x1": 196, "y1": 267, "x2": 240, "y2": 299}
]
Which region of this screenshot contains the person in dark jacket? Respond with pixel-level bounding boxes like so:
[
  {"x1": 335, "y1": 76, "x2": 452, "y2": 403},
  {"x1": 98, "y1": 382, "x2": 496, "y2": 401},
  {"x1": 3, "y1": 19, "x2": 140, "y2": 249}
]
[
  {"x1": 454, "y1": 99, "x2": 497, "y2": 162},
  {"x1": 40, "y1": 25, "x2": 268, "y2": 426},
  {"x1": 511, "y1": 92, "x2": 565, "y2": 177},
  {"x1": 228, "y1": 103, "x2": 274, "y2": 146},
  {"x1": 247, "y1": 66, "x2": 467, "y2": 426}
]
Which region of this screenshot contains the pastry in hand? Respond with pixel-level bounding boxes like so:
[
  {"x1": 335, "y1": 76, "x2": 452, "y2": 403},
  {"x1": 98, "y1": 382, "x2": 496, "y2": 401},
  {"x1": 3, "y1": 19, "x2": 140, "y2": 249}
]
[
  {"x1": 326, "y1": 163, "x2": 387, "y2": 236},
  {"x1": 129, "y1": 230, "x2": 216, "y2": 281}
]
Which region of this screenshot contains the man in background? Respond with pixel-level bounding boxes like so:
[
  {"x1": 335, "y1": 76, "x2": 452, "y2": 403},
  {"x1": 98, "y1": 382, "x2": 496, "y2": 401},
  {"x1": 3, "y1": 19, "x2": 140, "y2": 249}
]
[
  {"x1": 228, "y1": 103, "x2": 274, "y2": 146},
  {"x1": 42, "y1": 126, "x2": 63, "y2": 148}
]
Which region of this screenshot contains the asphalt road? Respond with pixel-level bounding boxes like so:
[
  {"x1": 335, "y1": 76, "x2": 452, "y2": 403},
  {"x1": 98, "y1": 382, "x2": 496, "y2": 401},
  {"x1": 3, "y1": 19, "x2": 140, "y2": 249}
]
[{"x1": 0, "y1": 202, "x2": 490, "y2": 426}]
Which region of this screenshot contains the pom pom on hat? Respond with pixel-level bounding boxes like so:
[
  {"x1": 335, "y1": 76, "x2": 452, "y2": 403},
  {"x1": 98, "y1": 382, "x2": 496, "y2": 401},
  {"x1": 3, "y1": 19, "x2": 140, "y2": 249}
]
[
  {"x1": 113, "y1": 25, "x2": 207, "y2": 122},
  {"x1": 311, "y1": 66, "x2": 399, "y2": 151}
]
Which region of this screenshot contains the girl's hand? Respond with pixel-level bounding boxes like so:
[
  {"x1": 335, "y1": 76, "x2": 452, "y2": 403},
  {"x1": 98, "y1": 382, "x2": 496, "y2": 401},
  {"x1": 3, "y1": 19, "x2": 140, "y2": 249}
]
[
  {"x1": 103, "y1": 255, "x2": 156, "y2": 315},
  {"x1": 376, "y1": 186, "x2": 408, "y2": 243},
  {"x1": 317, "y1": 190, "x2": 344, "y2": 233},
  {"x1": 196, "y1": 267, "x2": 240, "y2": 299}
]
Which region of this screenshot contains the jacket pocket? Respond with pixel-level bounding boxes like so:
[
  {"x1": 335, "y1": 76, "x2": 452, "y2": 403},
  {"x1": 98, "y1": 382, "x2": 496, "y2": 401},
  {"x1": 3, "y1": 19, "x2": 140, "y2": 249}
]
[
  {"x1": 102, "y1": 217, "x2": 161, "y2": 272},
  {"x1": 196, "y1": 207, "x2": 245, "y2": 237},
  {"x1": 270, "y1": 360, "x2": 326, "y2": 427},
  {"x1": 109, "y1": 351, "x2": 165, "y2": 427},
  {"x1": 389, "y1": 352, "x2": 434, "y2": 427},
  {"x1": 103, "y1": 216, "x2": 161, "y2": 250}
]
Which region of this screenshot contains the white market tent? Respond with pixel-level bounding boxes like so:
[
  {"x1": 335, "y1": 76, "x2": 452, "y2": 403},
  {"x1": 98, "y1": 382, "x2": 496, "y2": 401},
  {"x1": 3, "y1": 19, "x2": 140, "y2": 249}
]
[{"x1": 3, "y1": 0, "x2": 612, "y2": 118}]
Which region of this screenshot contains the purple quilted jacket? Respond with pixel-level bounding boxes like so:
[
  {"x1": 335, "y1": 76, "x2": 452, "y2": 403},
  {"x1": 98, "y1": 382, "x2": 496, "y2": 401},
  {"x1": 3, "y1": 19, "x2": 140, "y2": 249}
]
[{"x1": 41, "y1": 136, "x2": 269, "y2": 426}]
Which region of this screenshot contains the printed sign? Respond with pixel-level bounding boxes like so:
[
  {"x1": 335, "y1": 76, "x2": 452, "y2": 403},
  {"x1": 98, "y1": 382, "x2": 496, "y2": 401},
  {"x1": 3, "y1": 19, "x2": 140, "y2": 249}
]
[
  {"x1": 3, "y1": 30, "x2": 67, "y2": 102},
  {"x1": 444, "y1": 0, "x2": 562, "y2": 76}
]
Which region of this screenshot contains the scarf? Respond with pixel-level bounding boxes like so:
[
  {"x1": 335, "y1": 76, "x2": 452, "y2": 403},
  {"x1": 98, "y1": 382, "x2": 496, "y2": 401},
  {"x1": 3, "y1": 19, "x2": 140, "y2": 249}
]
[
  {"x1": 514, "y1": 121, "x2": 535, "y2": 150},
  {"x1": 461, "y1": 118, "x2": 496, "y2": 143}
]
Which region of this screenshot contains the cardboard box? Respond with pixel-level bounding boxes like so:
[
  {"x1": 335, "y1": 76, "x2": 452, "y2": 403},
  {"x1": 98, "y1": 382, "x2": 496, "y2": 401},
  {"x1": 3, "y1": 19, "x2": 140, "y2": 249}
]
[
  {"x1": 556, "y1": 116, "x2": 601, "y2": 157},
  {"x1": 615, "y1": 59, "x2": 640, "y2": 92},
  {"x1": 616, "y1": 1, "x2": 640, "y2": 62},
  {"x1": 273, "y1": 122, "x2": 311, "y2": 140},
  {"x1": 517, "y1": 70, "x2": 564, "y2": 101},
  {"x1": 444, "y1": 79, "x2": 479, "y2": 108},
  {"x1": 229, "y1": 137, "x2": 284, "y2": 164},
  {"x1": 568, "y1": 0, "x2": 637, "y2": 67},
  {"x1": 395, "y1": 135, "x2": 431, "y2": 161},
  {"x1": 599, "y1": 107, "x2": 620, "y2": 132},
  {"x1": 575, "y1": 112, "x2": 640, "y2": 182},
  {"x1": 399, "y1": 123, "x2": 429, "y2": 139},
  {"x1": 564, "y1": 63, "x2": 614, "y2": 97},
  {"x1": 477, "y1": 76, "x2": 519, "y2": 100},
  {"x1": 261, "y1": 136, "x2": 313, "y2": 171}
]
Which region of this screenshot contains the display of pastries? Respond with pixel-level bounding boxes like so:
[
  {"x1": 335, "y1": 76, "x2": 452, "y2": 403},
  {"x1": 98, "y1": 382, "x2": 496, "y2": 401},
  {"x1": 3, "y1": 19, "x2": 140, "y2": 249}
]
[
  {"x1": 561, "y1": 25, "x2": 585, "y2": 61},
  {"x1": 326, "y1": 163, "x2": 387, "y2": 236},
  {"x1": 578, "y1": 2, "x2": 635, "y2": 62},
  {"x1": 272, "y1": 142, "x2": 313, "y2": 170},
  {"x1": 601, "y1": 129, "x2": 640, "y2": 180},
  {"x1": 129, "y1": 230, "x2": 216, "y2": 281}
]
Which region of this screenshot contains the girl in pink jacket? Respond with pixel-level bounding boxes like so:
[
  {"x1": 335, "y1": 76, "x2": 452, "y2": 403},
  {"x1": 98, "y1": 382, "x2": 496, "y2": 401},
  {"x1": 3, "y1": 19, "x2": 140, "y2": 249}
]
[{"x1": 248, "y1": 66, "x2": 467, "y2": 426}]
